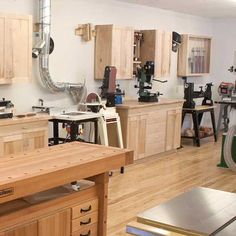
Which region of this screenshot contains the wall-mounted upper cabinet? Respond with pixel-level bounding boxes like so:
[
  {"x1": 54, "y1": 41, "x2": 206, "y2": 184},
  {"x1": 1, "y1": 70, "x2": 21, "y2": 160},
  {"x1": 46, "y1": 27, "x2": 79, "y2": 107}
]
[
  {"x1": 95, "y1": 25, "x2": 134, "y2": 80},
  {"x1": 177, "y1": 34, "x2": 211, "y2": 77},
  {"x1": 0, "y1": 14, "x2": 32, "y2": 85},
  {"x1": 139, "y1": 30, "x2": 172, "y2": 78}
]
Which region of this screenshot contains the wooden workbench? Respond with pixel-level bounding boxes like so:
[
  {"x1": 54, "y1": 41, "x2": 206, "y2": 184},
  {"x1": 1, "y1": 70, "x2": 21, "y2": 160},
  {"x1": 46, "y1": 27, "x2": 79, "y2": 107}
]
[
  {"x1": 115, "y1": 98, "x2": 184, "y2": 160},
  {"x1": 0, "y1": 114, "x2": 51, "y2": 157},
  {"x1": 0, "y1": 142, "x2": 133, "y2": 236}
]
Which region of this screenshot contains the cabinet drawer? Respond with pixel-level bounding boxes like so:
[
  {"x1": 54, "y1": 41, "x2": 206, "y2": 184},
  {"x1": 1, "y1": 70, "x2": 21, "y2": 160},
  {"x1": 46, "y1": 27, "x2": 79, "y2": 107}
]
[
  {"x1": 72, "y1": 212, "x2": 98, "y2": 233},
  {"x1": 72, "y1": 223, "x2": 97, "y2": 236},
  {"x1": 72, "y1": 199, "x2": 98, "y2": 219}
]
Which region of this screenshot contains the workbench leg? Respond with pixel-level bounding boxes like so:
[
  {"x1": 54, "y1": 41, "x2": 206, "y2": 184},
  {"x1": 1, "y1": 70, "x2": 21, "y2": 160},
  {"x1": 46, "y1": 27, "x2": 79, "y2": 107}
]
[
  {"x1": 53, "y1": 121, "x2": 59, "y2": 145},
  {"x1": 91, "y1": 172, "x2": 109, "y2": 236},
  {"x1": 94, "y1": 120, "x2": 98, "y2": 144},
  {"x1": 210, "y1": 109, "x2": 217, "y2": 142},
  {"x1": 70, "y1": 122, "x2": 78, "y2": 141},
  {"x1": 192, "y1": 112, "x2": 200, "y2": 147}
]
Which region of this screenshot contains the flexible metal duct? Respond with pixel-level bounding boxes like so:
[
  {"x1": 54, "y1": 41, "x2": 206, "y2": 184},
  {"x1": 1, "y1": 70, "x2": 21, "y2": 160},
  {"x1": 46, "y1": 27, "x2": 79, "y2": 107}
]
[{"x1": 36, "y1": 0, "x2": 85, "y2": 102}]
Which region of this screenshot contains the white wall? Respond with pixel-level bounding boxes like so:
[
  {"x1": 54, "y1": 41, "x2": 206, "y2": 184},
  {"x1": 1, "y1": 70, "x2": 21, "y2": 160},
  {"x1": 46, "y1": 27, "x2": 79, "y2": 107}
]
[{"x1": 0, "y1": 0, "x2": 214, "y2": 113}]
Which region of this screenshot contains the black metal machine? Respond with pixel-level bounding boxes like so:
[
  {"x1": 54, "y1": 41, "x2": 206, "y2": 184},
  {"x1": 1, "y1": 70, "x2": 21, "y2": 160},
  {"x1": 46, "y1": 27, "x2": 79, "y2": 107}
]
[
  {"x1": 0, "y1": 98, "x2": 14, "y2": 119},
  {"x1": 135, "y1": 61, "x2": 166, "y2": 102},
  {"x1": 100, "y1": 66, "x2": 124, "y2": 107},
  {"x1": 183, "y1": 80, "x2": 213, "y2": 109}
]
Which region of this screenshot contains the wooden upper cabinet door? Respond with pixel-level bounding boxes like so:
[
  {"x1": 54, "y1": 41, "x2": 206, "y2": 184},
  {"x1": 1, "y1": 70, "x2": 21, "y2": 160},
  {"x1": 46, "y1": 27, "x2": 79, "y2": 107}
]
[
  {"x1": 111, "y1": 26, "x2": 134, "y2": 79},
  {"x1": 5, "y1": 15, "x2": 32, "y2": 81},
  {"x1": 0, "y1": 15, "x2": 11, "y2": 85},
  {"x1": 38, "y1": 209, "x2": 71, "y2": 236},
  {"x1": 95, "y1": 25, "x2": 134, "y2": 80},
  {"x1": 4, "y1": 221, "x2": 38, "y2": 236}
]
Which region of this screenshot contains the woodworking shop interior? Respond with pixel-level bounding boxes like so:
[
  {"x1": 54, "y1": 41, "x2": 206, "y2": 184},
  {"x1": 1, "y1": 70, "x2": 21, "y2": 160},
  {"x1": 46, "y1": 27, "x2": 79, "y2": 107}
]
[{"x1": 1, "y1": 0, "x2": 236, "y2": 235}]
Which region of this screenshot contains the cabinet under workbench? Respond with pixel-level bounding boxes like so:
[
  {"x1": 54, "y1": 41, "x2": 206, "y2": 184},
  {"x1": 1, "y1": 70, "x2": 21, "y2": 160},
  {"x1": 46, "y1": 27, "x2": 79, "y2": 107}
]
[{"x1": 115, "y1": 99, "x2": 184, "y2": 160}]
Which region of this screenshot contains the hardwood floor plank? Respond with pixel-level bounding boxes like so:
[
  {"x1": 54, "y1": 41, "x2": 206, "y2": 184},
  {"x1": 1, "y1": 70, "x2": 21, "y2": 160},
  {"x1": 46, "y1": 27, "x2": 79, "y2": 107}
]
[{"x1": 108, "y1": 138, "x2": 236, "y2": 235}]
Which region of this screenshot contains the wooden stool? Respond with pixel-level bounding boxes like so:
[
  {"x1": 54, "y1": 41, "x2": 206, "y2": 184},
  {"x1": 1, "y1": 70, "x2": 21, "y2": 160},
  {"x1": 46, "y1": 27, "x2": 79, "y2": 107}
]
[
  {"x1": 181, "y1": 105, "x2": 217, "y2": 147},
  {"x1": 98, "y1": 112, "x2": 125, "y2": 173}
]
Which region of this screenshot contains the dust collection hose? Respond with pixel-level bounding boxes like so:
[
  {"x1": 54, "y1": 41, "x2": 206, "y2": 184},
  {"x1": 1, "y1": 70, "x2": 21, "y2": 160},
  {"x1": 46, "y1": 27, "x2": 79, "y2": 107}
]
[{"x1": 223, "y1": 125, "x2": 236, "y2": 172}]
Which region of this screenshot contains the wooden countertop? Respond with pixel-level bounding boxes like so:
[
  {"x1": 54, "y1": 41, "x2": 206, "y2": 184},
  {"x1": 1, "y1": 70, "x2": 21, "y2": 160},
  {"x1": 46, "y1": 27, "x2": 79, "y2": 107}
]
[
  {"x1": 0, "y1": 114, "x2": 51, "y2": 126},
  {"x1": 0, "y1": 142, "x2": 133, "y2": 204},
  {"x1": 116, "y1": 98, "x2": 185, "y2": 109}
]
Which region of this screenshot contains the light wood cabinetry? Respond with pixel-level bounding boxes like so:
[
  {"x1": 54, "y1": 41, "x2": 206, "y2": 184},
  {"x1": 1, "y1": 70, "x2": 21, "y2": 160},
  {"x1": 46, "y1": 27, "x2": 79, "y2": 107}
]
[
  {"x1": 178, "y1": 34, "x2": 211, "y2": 77},
  {"x1": 0, "y1": 116, "x2": 49, "y2": 157},
  {"x1": 116, "y1": 99, "x2": 184, "y2": 160},
  {"x1": 139, "y1": 30, "x2": 172, "y2": 78},
  {"x1": 38, "y1": 209, "x2": 71, "y2": 236},
  {"x1": 0, "y1": 142, "x2": 133, "y2": 236},
  {"x1": 4, "y1": 222, "x2": 38, "y2": 236},
  {"x1": 0, "y1": 14, "x2": 32, "y2": 84},
  {"x1": 95, "y1": 25, "x2": 134, "y2": 79}
]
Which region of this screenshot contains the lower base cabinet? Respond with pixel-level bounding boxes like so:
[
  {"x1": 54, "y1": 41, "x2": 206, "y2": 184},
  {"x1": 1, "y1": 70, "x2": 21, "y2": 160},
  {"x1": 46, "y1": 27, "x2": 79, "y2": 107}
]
[
  {"x1": 4, "y1": 222, "x2": 38, "y2": 236},
  {"x1": 0, "y1": 186, "x2": 99, "y2": 236},
  {"x1": 116, "y1": 100, "x2": 184, "y2": 160}
]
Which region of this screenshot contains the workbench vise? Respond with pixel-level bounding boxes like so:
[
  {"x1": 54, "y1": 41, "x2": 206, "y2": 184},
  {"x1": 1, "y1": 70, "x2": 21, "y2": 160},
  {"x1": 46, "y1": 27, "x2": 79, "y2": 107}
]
[
  {"x1": 183, "y1": 82, "x2": 213, "y2": 108},
  {"x1": 135, "y1": 61, "x2": 163, "y2": 102}
]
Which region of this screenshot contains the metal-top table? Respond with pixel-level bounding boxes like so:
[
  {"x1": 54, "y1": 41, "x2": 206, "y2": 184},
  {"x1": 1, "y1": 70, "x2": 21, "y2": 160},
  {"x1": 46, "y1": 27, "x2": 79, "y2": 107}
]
[{"x1": 127, "y1": 187, "x2": 236, "y2": 236}]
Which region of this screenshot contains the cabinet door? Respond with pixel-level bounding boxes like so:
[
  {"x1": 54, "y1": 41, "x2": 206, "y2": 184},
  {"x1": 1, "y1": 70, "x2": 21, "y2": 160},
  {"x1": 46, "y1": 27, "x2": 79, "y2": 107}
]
[
  {"x1": 127, "y1": 116, "x2": 139, "y2": 160},
  {"x1": 0, "y1": 15, "x2": 10, "y2": 84},
  {"x1": 166, "y1": 109, "x2": 182, "y2": 151},
  {"x1": 4, "y1": 221, "x2": 38, "y2": 236},
  {"x1": 38, "y1": 209, "x2": 71, "y2": 236},
  {"x1": 112, "y1": 26, "x2": 134, "y2": 79},
  {"x1": 145, "y1": 110, "x2": 167, "y2": 156},
  {"x1": 155, "y1": 31, "x2": 172, "y2": 78},
  {"x1": 23, "y1": 128, "x2": 48, "y2": 151},
  {"x1": 0, "y1": 134, "x2": 24, "y2": 157},
  {"x1": 5, "y1": 15, "x2": 32, "y2": 81},
  {"x1": 137, "y1": 115, "x2": 147, "y2": 159}
]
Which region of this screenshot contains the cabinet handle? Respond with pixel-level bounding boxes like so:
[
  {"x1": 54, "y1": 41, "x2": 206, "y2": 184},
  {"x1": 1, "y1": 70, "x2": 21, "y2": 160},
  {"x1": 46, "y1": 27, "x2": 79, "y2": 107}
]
[
  {"x1": 80, "y1": 230, "x2": 91, "y2": 236},
  {"x1": 80, "y1": 218, "x2": 91, "y2": 225},
  {"x1": 80, "y1": 205, "x2": 92, "y2": 213}
]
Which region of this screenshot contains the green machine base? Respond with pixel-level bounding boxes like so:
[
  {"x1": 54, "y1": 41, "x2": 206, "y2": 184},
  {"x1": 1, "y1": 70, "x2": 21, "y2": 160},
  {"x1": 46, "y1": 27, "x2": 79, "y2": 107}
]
[{"x1": 218, "y1": 134, "x2": 236, "y2": 168}]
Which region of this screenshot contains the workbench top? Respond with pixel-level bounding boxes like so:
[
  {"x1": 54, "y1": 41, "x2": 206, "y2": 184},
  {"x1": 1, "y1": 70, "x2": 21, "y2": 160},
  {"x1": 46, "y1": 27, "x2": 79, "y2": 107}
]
[
  {"x1": 116, "y1": 98, "x2": 185, "y2": 109},
  {"x1": 0, "y1": 114, "x2": 51, "y2": 126},
  {"x1": 0, "y1": 142, "x2": 133, "y2": 204}
]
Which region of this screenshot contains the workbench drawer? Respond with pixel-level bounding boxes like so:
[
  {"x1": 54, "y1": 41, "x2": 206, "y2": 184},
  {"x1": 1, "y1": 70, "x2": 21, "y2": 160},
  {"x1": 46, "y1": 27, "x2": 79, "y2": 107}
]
[
  {"x1": 72, "y1": 212, "x2": 98, "y2": 233},
  {"x1": 71, "y1": 223, "x2": 97, "y2": 236},
  {"x1": 72, "y1": 198, "x2": 98, "y2": 219}
]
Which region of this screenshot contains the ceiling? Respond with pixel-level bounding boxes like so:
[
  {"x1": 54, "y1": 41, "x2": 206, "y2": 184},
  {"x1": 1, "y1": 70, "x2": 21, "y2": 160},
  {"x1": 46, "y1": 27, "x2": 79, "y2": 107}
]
[{"x1": 116, "y1": 0, "x2": 236, "y2": 18}]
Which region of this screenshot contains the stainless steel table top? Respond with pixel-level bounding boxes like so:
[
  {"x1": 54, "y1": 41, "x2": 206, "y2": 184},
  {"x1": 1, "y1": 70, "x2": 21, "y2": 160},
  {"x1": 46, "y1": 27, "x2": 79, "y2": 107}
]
[{"x1": 137, "y1": 187, "x2": 236, "y2": 236}]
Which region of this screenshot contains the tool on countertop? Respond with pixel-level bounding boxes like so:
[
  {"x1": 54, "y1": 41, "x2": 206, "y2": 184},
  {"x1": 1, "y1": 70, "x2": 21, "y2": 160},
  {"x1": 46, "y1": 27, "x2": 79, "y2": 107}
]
[
  {"x1": 183, "y1": 78, "x2": 213, "y2": 109},
  {"x1": 134, "y1": 61, "x2": 166, "y2": 102},
  {"x1": 100, "y1": 66, "x2": 125, "y2": 107},
  {"x1": 0, "y1": 98, "x2": 14, "y2": 119}
]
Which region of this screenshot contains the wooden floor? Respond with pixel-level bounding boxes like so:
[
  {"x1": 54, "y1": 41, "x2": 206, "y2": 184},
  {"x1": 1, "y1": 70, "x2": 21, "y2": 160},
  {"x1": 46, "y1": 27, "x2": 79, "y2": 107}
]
[{"x1": 107, "y1": 138, "x2": 236, "y2": 235}]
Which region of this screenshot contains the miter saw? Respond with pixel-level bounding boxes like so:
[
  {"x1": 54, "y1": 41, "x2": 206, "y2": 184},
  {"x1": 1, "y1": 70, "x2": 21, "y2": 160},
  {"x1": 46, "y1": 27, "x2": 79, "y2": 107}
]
[{"x1": 134, "y1": 61, "x2": 166, "y2": 102}]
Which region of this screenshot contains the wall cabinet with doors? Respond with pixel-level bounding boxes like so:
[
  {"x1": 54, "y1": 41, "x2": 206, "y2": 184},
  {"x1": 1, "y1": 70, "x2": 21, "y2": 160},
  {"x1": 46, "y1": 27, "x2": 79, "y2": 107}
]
[
  {"x1": 177, "y1": 34, "x2": 212, "y2": 77},
  {"x1": 0, "y1": 14, "x2": 32, "y2": 84},
  {"x1": 0, "y1": 115, "x2": 50, "y2": 158},
  {"x1": 116, "y1": 99, "x2": 184, "y2": 160},
  {"x1": 95, "y1": 24, "x2": 134, "y2": 79},
  {"x1": 137, "y1": 30, "x2": 172, "y2": 78},
  {"x1": 94, "y1": 25, "x2": 172, "y2": 80}
]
